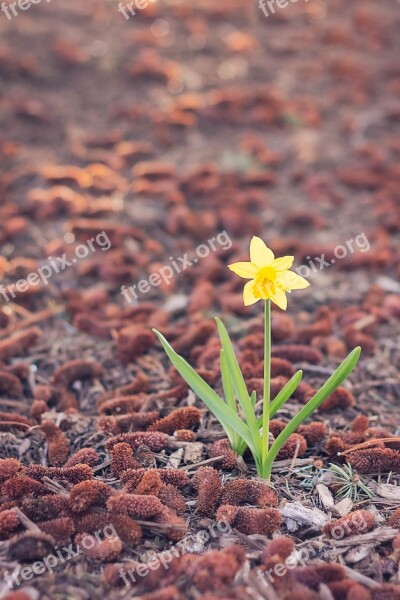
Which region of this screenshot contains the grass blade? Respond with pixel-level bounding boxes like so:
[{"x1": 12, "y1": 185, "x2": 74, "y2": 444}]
[
  {"x1": 153, "y1": 329, "x2": 257, "y2": 454},
  {"x1": 220, "y1": 350, "x2": 239, "y2": 449},
  {"x1": 215, "y1": 318, "x2": 260, "y2": 451},
  {"x1": 263, "y1": 347, "x2": 361, "y2": 476},
  {"x1": 256, "y1": 370, "x2": 303, "y2": 429},
  {"x1": 270, "y1": 370, "x2": 303, "y2": 417}
]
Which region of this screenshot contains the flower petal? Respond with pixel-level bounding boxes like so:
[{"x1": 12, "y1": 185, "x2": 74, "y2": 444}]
[
  {"x1": 249, "y1": 236, "x2": 274, "y2": 267},
  {"x1": 228, "y1": 261, "x2": 258, "y2": 279},
  {"x1": 269, "y1": 287, "x2": 288, "y2": 310},
  {"x1": 282, "y1": 271, "x2": 310, "y2": 290},
  {"x1": 271, "y1": 256, "x2": 294, "y2": 271},
  {"x1": 243, "y1": 280, "x2": 260, "y2": 306}
]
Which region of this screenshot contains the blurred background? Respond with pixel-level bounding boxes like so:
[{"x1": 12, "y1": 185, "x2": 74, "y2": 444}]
[{"x1": 0, "y1": 0, "x2": 399, "y2": 344}]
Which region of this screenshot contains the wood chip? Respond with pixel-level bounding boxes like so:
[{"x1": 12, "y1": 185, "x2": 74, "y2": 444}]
[
  {"x1": 168, "y1": 448, "x2": 184, "y2": 469},
  {"x1": 375, "y1": 483, "x2": 400, "y2": 501},
  {"x1": 345, "y1": 543, "x2": 375, "y2": 564},
  {"x1": 316, "y1": 483, "x2": 335, "y2": 511},
  {"x1": 183, "y1": 442, "x2": 204, "y2": 464},
  {"x1": 334, "y1": 498, "x2": 353, "y2": 517},
  {"x1": 279, "y1": 502, "x2": 329, "y2": 529},
  {"x1": 329, "y1": 526, "x2": 398, "y2": 548}
]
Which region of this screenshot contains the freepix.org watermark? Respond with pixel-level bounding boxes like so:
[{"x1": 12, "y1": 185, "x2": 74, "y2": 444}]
[
  {"x1": 1, "y1": 0, "x2": 51, "y2": 20},
  {"x1": 117, "y1": 0, "x2": 157, "y2": 21},
  {"x1": 3, "y1": 523, "x2": 117, "y2": 589},
  {"x1": 119, "y1": 520, "x2": 233, "y2": 587},
  {"x1": 120, "y1": 230, "x2": 232, "y2": 304},
  {"x1": 259, "y1": 0, "x2": 310, "y2": 19},
  {"x1": 295, "y1": 232, "x2": 370, "y2": 279},
  {"x1": 0, "y1": 231, "x2": 112, "y2": 303}
]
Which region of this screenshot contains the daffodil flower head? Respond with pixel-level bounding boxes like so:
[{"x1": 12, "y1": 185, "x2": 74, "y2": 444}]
[{"x1": 228, "y1": 236, "x2": 309, "y2": 310}]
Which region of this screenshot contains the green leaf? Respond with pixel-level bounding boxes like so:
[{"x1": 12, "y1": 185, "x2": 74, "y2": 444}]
[
  {"x1": 153, "y1": 329, "x2": 257, "y2": 455},
  {"x1": 220, "y1": 350, "x2": 239, "y2": 448},
  {"x1": 256, "y1": 370, "x2": 303, "y2": 429},
  {"x1": 263, "y1": 347, "x2": 361, "y2": 477},
  {"x1": 215, "y1": 318, "x2": 260, "y2": 453}
]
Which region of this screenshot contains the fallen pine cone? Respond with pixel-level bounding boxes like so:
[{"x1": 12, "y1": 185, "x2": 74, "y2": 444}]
[
  {"x1": 293, "y1": 563, "x2": 345, "y2": 590},
  {"x1": 187, "y1": 545, "x2": 245, "y2": 593},
  {"x1": 98, "y1": 394, "x2": 148, "y2": 414},
  {"x1": 0, "y1": 458, "x2": 22, "y2": 482},
  {"x1": 0, "y1": 509, "x2": 20, "y2": 539},
  {"x1": 40, "y1": 420, "x2": 69, "y2": 466},
  {"x1": 208, "y1": 439, "x2": 239, "y2": 470},
  {"x1": 351, "y1": 414, "x2": 370, "y2": 433},
  {"x1": 174, "y1": 429, "x2": 197, "y2": 442},
  {"x1": 65, "y1": 448, "x2": 100, "y2": 468},
  {"x1": 97, "y1": 411, "x2": 159, "y2": 435},
  {"x1": 159, "y1": 484, "x2": 186, "y2": 514},
  {"x1": 117, "y1": 325, "x2": 155, "y2": 363},
  {"x1": 344, "y1": 327, "x2": 375, "y2": 354},
  {"x1": 0, "y1": 370, "x2": 23, "y2": 398},
  {"x1": 347, "y1": 447, "x2": 400, "y2": 474},
  {"x1": 69, "y1": 480, "x2": 113, "y2": 513},
  {"x1": 172, "y1": 321, "x2": 214, "y2": 355},
  {"x1": 8, "y1": 531, "x2": 55, "y2": 561},
  {"x1": 0, "y1": 327, "x2": 42, "y2": 361},
  {"x1": 2, "y1": 475, "x2": 46, "y2": 499},
  {"x1": 220, "y1": 478, "x2": 278, "y2": 507},
  {"x1": 105, "y1": 432, "x2": 168, "y2": 453},
  {"x1": 0, "y1": 412, "x2": 33, "y2": 431},
  {"x1": 135, "y1": 469, "x2": 163, "y2": 496},
  {"x1": 25, "y1": 463, "x2": 93, "y2": 484},
  {"x1": 192, "y1": 466, "x2": 221, "y2": 516},
  {"x1": 53, "y1": 359, "x2": 104, "y2": 387},
  {"x1": 297, "y1": 422, "x2": 328, "y2": 446},
  {"x1": 328, "y1": 579, "x2": 371, "y2": 600},
  {"x1": 323, "y1": 510, "x2": 376, "y2": 538},
  {"x1": 74, "y1": 512, "x2": 142, "y2": 546},
  {"x1": 271, "y1": 345, "x2": 322, "y2": 364},
  {"x1": 216, "y1": 505, "x2": 282, "y2": 535},
  {"x1": 149, "y1": 407, "x2": 201, "y2": 435},
  {"x1": 21, "y1": 495, "x2": 69, "y2": 521},
  {"x1": 270, "y1": 357, "x2": 295, "y2": 378},
  {"x1": 121, "y1": 468, "x2": 190, "y2": 491},
  {"x1": 107, "y1": 493, "x2": 163, "y2": 518},
  {"x1": 152, "y1": 505, "x2": 187, "y2": 541},
  {"x1": 97, "y1": 373, "x2": 149, "y2": 404},
  {"x1": 75, "y1": 532, "x2": 122, "y2": 562},
  {"x1": 319, "y1": 386, "x2": 356, "y2": 412},
  {"x1": 110, "y1": 442, "x2": 142, "y2": 475},
  {"x1": 269, "y1": 419, "x2": 287, "y2": 438},
  {"x1": 37, "y1": 517, "x2": 75, "y2": 545},
  {"x1": 388, "y1": 508, "x2": 400, "y2": 528},
  {"x1": 261, "y1": 536, "x2": 295, "y2": 568},
  {"x1": 276, "y1": 434, "x2": 307, "y2": 460}
]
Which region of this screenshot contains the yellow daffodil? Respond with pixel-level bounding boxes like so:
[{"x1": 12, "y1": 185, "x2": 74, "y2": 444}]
[
  {"x1": 154, "y1": 232, "x2": 361, "y2": 481},
  {"x1": 228, "y1": 236, "x2": 309, "y2": 310}
]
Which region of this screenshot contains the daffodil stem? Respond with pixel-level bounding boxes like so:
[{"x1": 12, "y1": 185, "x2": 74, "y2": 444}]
[{"x1": 261, "y1": 299, "x2": 271, "y2": 475}]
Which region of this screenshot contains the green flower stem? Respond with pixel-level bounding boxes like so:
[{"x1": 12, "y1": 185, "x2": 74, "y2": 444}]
[{"x1": 261, "y1": 299, "x2": 271, "y2": 473}]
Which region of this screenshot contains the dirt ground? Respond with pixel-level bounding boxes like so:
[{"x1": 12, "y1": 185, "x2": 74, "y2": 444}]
[{"x1": 0, "y1": 1, "x2": 399, "y2": 599}]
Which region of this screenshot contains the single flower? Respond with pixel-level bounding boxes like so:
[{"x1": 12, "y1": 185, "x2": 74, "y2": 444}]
[{"x1": 228, "y1": 236, "x2": 309, "y2": 309}]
